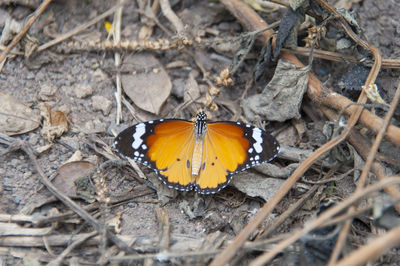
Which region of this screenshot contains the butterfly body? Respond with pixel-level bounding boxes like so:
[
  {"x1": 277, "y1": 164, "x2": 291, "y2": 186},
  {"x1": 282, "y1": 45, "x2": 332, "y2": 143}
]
[{"x1": 113, "y1": 112, "x2": 280, "y2": 194}]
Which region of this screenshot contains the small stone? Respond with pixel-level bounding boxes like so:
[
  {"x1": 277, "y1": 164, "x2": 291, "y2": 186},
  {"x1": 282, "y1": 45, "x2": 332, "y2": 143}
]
[
  {"x1": 26, "y1": 72, "x2": 35, "y2": 80},
  {"x1": 39, "y1": 82, "x2": 58, "y2": 100},
  {"x1": 10, "y1": 159, "x2": 19, "y2": 167},
  {"x1": 84, "y1": 120, "x2": 94, "y2": 132},
  {"x1": 23, "y1": 171, "x2": 32, "y2": 179},
  {"x1": 93, "y1": 68, "x2": 107, "y2": 81},
  {"x1": 172, "y1": 78, "x2": 185, "y2": 98},
  {"x1": 28, "y1": 134, "x2": 39, "y2": 146},
  {"x1": 49, "y1": 153, "x2": 58, "y2": 162},
  {"x1": 92, "y1": 95, "x2": 112, "y2": 116},
  {"x1": 13, "y1": 196, "x2": 21, "y2": 204},
  {"x1": 74, "y1": 83, "x2": 94, "y2": 98}
]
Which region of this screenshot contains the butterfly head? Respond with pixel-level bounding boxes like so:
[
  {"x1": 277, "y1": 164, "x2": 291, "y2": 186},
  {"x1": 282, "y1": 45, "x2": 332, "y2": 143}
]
[
  {"x1": 196, "y1": 111, "x2": 207, "y2": 121},
  {"x1": 195, "y1": 111, "x2": 207, "y2": 138}
]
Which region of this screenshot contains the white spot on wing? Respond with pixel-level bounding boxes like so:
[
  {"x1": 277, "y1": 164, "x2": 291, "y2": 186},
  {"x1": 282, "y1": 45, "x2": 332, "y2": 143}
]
[
  {"x1": 252, "y1": 128, "x2": 263, "y2": 153},
  {"x1": 132, "y1": 123, "x2": 146, "y2": 149}
]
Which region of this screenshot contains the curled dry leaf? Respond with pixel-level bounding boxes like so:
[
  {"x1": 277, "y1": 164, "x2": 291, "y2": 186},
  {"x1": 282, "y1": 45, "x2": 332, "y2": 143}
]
[
  {"x1": 242, "y1": 59, "x2": 309, "y2": 122},
  {"x1": 52, "y1": 161, "x2": 96, "y2": 199},
  {"x1": 0, "y1": 91, "x2": 40, "y2": 136},
  {"x1": 121, "y1": 53, "x2": 171, "y2": 115},
  {"x1": 39, "y1": 103, "x2": 69, "y2": 142}
]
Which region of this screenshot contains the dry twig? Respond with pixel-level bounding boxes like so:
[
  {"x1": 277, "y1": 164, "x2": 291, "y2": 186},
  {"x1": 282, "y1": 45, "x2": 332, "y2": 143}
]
[
  {"x1": 1, "y1": 140, "x2": 134, "y2": 254},
  {"x1": 0, "y1": 0, "x2": 52, "y2": 69},
  {"x1": 210, "y1": 0, "x2": 390, "y2": 264}
]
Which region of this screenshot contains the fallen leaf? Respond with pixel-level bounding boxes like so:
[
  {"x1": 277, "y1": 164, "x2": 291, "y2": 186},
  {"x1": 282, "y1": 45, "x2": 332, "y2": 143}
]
[
  {"x1": 0, "y1": 91, "x2": 40, "y2": 135},
  {"x1": 39, "y1": 103, "x2": 69, "y2": 142},
  {"x1": 242, "y1": 59, "x2": 309, "y2": 122},
  {"x1": 52, "y1": 161, "x2": 96, "y2": 199},
  {"x1": 121, "y1": 53, "x2": 171, "y2": 115},
  {"x1": 273, "y1": 6, "x2": 304, "y2": 59},
  {"x1": 231, "y1": 172, "x2": 284, "y2": 201},
  {"x1": 64, "y1": 150, "x2": 83, "y2": 164}
]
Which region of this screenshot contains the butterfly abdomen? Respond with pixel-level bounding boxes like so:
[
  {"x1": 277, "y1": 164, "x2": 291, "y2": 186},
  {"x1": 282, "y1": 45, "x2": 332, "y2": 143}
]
[{"x1": 192, "y1": 112, "x2": 207, "y2": 176}]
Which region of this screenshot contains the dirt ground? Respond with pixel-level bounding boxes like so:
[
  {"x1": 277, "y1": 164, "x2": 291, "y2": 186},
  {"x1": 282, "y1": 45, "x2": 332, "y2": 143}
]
[{"x1": 0, "y1": 0, "x2": 400, "y2": 265}]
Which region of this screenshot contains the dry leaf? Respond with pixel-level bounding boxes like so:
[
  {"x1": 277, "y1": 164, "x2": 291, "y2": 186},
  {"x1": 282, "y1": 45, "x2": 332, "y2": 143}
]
[
  {"x1": 0, "y1": 91, "x2": 40, "y2": 135},
  {"x1": 52, "y1": 161, "x2": 96, "y2": 199},
  {"x1": 64, "y1": 150, "x2": 83, "y2": 164},
  {"x1": 121, "y1": 54, "x2": 171, "y2": 115},
  {"x1": 231, "y1": 172, "x2": 284, "y2": 201},
  {"x1": 242, "y1": 59, "x2": 309, "y2": 122},
  {"x1": 39, "y1": 103, "x2": 69, "y2": 142}
]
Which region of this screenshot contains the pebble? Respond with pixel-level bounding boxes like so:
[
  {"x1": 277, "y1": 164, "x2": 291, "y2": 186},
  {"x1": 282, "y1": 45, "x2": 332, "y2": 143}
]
[
  {"x1": 13, "y1": 196, "x2": 21, "y2": 204},
  {"x1": 49, "y1": 153, "x2": 58, "y2": 162},
  {"x1": 74, "y1": 83, "x2": 94, "y2": 98},
  {"x1": 28, "y1": 134, "x2": 39, "y2": 146},
  {"x1": 92, "y1": 95, "x2": 112, "y2": 116},
  {"x1": 172, "y1": 78, "x2": 185, "y2": 98},
  {"x1": 39, "y1": 82, "x2": 58, "y2": 100},
  {"x1": 10, "y1": 159, "x2": 19, "y2": 167},
  {"x1": 23, "y1": 171, "x2": 32, "y2": 179}
]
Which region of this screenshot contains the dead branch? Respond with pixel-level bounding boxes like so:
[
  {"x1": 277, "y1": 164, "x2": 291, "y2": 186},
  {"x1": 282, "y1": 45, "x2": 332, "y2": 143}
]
[
  {"x1": 211, "y1": 0, "x2": 389, "y2": 264},
  {"x1": 336, "y1": 224, "x2": 400, "y2": 266},
  {"x1": 0, "y1": 0, "x2": 53, "y2": 67},
  {"x1": 249, "y1": 176, "x2": 400, "y2": 266},
  {"x1": 1, "y1": 140, "x2": 135, "y2": 254}
]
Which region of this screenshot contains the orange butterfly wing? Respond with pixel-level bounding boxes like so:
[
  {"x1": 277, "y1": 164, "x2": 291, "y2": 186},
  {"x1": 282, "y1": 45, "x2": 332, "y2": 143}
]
[
  {"x1": 194, "y1": 122, "x2": 279, "y2": 194},
  {"x1": 114, "y1": 119, "x2": 196, "y2": 191},
  {"x1": 114, "y1": 116, "x2": 280, "y2": 194}
]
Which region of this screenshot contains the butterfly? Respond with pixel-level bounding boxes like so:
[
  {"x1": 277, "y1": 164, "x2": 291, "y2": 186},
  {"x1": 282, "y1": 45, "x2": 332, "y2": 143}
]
[{"x1": 113, "y1": 112, "x2": 280, "y2": 194}]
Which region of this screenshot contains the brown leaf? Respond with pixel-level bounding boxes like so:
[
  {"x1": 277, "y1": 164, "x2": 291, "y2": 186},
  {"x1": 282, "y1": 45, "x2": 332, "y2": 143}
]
[
  {"x1": 39, "y1": 103, "x2": 69, "y2": 142},
  {"x1": 52, "y1": 161, "x2": 96, "y2": 199},
  {"x1": 121, "y1": 53, "x2": 171, "y2": 115},
  {"x1": 0, "y1": 91, "x2": 40, "y2": 136},
  {"x1": 242, "y1": 59, "x2": 309, "y2": 122}
]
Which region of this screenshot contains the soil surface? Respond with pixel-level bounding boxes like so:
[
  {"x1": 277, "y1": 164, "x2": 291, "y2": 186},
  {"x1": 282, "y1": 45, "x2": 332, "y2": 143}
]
[{"x1": 0, "y1": 0, "x2": 399, "y2": 265}]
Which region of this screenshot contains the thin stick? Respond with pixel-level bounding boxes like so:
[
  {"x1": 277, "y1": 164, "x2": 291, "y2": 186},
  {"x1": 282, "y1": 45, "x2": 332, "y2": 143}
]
[
  {"x1": 336, "y1": 224, "x2": 400, "y2": 266},
  {"x1": 0, "y1": 0, "x2": 52, "y2": 67},
  {"x1": 328, "y1": 74, "x2": 400, "y2": 266},
  {"x1": 211, "y1": 0, "x2": 384, "y2": 264},
  {"x1": 36, "y1": 1, "x2": 125, "y2": 52},
  {"x1": 3, "y1": 140, "x2": 134, "y2": 254},
  {"x1": 48, "y1": 231, "x2": 98, "y2": 266},
  {"x1": 159, "y1": 0, "x2": 184, "y2": 33},
  {"x1": 113, "y1": 1, "x2": 123, "y2": 125},
  {"x1": 249, "y1": 177, "x2": 400, "y2": 266}
]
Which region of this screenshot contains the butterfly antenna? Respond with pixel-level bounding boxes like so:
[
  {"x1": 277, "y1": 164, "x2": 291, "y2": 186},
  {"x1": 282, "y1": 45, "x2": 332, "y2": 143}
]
[{"x1": 184, "y1": 90, "x2": 204, "y2": 116}]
